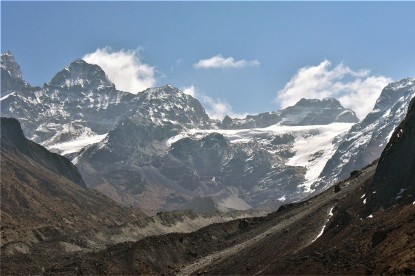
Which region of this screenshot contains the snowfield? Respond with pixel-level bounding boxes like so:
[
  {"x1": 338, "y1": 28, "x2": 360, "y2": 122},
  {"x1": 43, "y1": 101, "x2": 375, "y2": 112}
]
[
  {"x1": 48, "y1": 133, "x2": 107, "y2": 155},
  {"x1": 168, "y1": 122, "x2": 354, "y2": 192}
]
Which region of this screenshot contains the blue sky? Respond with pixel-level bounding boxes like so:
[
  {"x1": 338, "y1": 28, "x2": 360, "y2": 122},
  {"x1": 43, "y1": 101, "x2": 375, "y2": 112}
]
[{"x1": 2, "y1": 2, "x2": 415, "y2": 119}]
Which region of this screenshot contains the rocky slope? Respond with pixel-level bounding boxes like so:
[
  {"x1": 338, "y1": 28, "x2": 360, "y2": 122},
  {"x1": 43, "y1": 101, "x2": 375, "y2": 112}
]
[
  {"x1": 1, "y1": 117, "x2": 142, "y2": 251},
  {"x1": 262, "y1": 97, "x2": 415, "y2": 275},
  {"x1": 1, "y1": 117, "x2": 86, "y2": 187},
  {"x1": 365, "y1": 97, "x2": 415, "y2": 212},
  {"x1": 5, "y1": 160, "x2": 378, "y2": 275},
  {"x1": 0, "y1": 117, "x2": 254, "y2": 272}
]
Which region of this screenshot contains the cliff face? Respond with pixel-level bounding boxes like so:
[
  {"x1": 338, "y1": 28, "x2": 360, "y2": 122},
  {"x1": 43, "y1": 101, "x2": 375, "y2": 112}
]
[{"x1": 366, "y1": 97, "x2": 415, "y2": 211}]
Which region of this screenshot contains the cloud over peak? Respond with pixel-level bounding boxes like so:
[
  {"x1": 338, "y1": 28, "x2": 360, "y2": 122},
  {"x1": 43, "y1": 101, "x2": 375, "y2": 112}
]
[
  {"x1": 83, "y1": 47, "x2": 156, "y2": 94},
  {"x1": 276, "y1": 60, "x2": 392, "y2": 119},
  {"x1": 182, "y1": 85, "x2": 246, "y2": 120},
  {"x1": 194, "y1": 54, "x2": 260, "y2": 69}
]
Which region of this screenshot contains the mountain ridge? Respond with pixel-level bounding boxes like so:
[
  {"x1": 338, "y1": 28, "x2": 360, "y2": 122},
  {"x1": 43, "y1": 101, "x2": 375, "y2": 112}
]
[
  {"x1": 314, "y1": 77, "x2": 415, "y2": 192},
  {"x1": 1, "y1": 51, "x2": 413, "y2": 213}
]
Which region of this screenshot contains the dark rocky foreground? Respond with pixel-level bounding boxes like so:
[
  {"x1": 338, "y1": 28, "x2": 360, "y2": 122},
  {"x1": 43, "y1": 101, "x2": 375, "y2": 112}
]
[
  {"x1": 3, "y1": 158, "x2": 413, "y2": 275},
  {"x1": 0, "y1": 162, "x2": 375, "y2": 274}
]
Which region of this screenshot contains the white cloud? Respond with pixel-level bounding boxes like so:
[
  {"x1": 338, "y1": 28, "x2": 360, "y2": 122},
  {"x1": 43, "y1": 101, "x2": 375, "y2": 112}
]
[
  {"x1": 83, "y1": 47, "x2": 156, "y2": 93},
  {"x1": 182, "y1": 85, "x2": 246, "y2": 119},
  {"x1": 194, "y1": 54, "x2": 260, "y2": 69},
  {"x1": 276, "y1": 60, "x2": 392, "y2": 119},
  {"x1": 202, "y1": 96, "x2": 235, "y2": 120},
  {"x1": 182, "y1": 85, "x2": 197, "y2": 97}
]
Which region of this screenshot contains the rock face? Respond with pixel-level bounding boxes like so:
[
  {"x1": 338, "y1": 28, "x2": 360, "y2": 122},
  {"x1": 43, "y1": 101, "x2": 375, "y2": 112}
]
[
  {"x1": 366, "y1": 97, "x2": 415, "y2": 211},
  {"x1": 314, "y1": 78, "x2": 415, "y2": 191},
  {"x1": 1, "y1": 51, "x2": 29, "y2": 96},
  {"x1": 0, "y1": 117, "x2": 145, "y2": 249},
  {"x1": 49, "y1": 59, "x2": 115, "y2": 90}
]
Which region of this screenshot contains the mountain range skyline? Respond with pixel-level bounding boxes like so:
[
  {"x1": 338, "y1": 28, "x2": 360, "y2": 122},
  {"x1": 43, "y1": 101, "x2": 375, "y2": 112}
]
[
  {"x1": 2, "y1": 51, "x2": 363, "y2": 118},
  {"x1": 3, "y1": 2, "x2": 415, "y2": 119},
  {"x1": 0, "y1": 50, "x2": 401, "y2": 121},
  {"x1": 3, "y1": 50, "x2": 414, "y2": 214}
]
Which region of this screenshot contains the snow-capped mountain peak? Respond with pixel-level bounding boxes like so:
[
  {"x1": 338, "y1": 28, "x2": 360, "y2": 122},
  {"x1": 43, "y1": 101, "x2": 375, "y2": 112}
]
[
  {"x1": 131, "y1": 85, "x2": 211, "y2": 128},
  {"x1": 1, "y1": 51, "x2": 29, "y2": 97},
  {"x1": 372, "y1": 77, "x2": 415, "y2": 111},
  {"x1": 48, "y1": 59, "x2": 115, "y2": 90},
  {"x1": 218, "y1": 97, "x2": 359, "y2": 129},
  {"x1": 1, "y1": 51, "x2": 23, "y2": 80},
  {"x1": 294, "y1": 97, "x2": 341, "y2": 107},
  {"x1": 2, "y1": 52, "x2": 414, "y2": 215}
]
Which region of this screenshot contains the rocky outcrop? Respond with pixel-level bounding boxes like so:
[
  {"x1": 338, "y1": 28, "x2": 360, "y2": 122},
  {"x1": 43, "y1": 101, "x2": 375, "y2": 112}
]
[
  {"x1": 1, "y1": 51, "x2": 29, "y2": 96},
  {"x1": 366, "y1": 97, "x2": 415, "y2": 211}
]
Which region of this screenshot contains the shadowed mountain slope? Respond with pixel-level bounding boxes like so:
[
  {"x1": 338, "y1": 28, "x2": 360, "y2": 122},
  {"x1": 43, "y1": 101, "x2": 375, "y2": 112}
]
[{"x1": 1, "y1": 118, "x2": 145, "y2": 253}]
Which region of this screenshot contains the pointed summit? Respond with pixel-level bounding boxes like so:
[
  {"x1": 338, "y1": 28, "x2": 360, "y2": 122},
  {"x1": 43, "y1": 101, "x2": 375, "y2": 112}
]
[
  {"x1": 373, "y1": 77, "x2": 415, "y2": 111},
  {"x1": 1, "y1": 51, "x2": 23, "y2": 80},
  {"x1": 49, "y1": 59, "x2": 115, "y2": 90},
  {"x1": 1, "y1": 51, "x2": 29, "y2": 96},
  {"x1": 131, "y1": 84, "x2": 211, "y2": 127}
]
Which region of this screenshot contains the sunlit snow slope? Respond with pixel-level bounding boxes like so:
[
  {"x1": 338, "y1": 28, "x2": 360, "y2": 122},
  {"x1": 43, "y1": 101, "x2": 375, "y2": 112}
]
[{"x1": 168, "y1": 122, "x2": 354, "y2": 193}]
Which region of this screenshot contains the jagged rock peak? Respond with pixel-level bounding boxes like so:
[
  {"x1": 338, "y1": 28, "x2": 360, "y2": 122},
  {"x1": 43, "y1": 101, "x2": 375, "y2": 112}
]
[
  {"x1": 48, "y1": 59, "x2": 115, "y2": 90},
  {"x1": 1, "y1": 51, "x2": 23, "y2": 80},
  {"x1": 385, "y1": 77, "x2": 415, "y2": 91},
  {"x1": 134, "y1": 84, "x2": 211, "y2": 127},
  {"x1": 292, "y1": 97, "x2": 344, "y2": 108},
  {"x1": 373, "y1": 78, "x2": 415, "y2": 111},
  {"x1": 142, "y1": 84, "x2": 185, "y2": 96}
]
